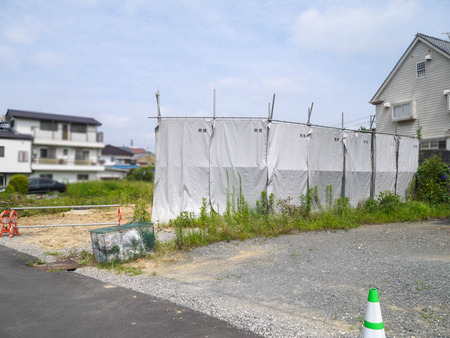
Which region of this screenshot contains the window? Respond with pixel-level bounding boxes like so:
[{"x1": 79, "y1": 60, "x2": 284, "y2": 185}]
[
  {"x1": 393, "y1": 102, "x2": 414, "y2": 121},
  {"x1": 0, "y1": 146, "x2": 4, "y2": 157},
  {"x1": 18, "y1": 151, "x2": 28, "y2": 162},
  {"x1": 63, "y1": 149, "x2": 68, "y2": 156},
  {"x1": 71, "y1": 123, "x2": 87, "y2": 133},
  {"x1": 420, "y1": 139, "x2": 446, "y2": 150},
  {"x1": 39, "y1": 174, "x2": 53, "y2": 179},
  {"x1": 40, "y1": 148, "x2": 48, "y2": 158},
  {"x1": 416, "y1": 61, "x2": 425, "y2": 78},
  {"x1": 40, "y1": 120, "x2": 57, "y2": 131},
  {"x1": 77, "y1": 174, "x2": 89, "y2": 181}
]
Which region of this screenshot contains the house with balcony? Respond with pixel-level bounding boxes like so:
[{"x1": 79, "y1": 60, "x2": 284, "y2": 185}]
[
  {"x1": 370, "y1": 33, "x2": 450, "y2": 163},
  {"x1": 5, "y1": 109, "x2": 105, "y2": 182},
  {"x1": 0, "y1": 124, "x2": 33, "y2": 186}
]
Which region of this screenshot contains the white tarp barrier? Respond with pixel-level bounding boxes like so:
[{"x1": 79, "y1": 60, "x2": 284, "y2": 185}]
[
  {"x1": 397, "y1": 136, "x2": 419, "y2": 200},
  {"x1": 344, "y1": 132, "x2": 372, "y2": 207},
  {"x1": 152, "y1": 119, "x2": 419, "y2": 223},
  {"x1": 308, "y1": 127, "x2": 343, "y2": 206},
  {"x1": 151, "y1": 119, "x2": 212, "y2": 222},
  {"x1": 210, "y1": 119, "x2": 268, "y2": 213},
  {"x1": 267, "y1": 123, "x2": 308, "y2": 203},
  {"x1": 374, "y1": 134, "x2": 397, "y2": 197}
]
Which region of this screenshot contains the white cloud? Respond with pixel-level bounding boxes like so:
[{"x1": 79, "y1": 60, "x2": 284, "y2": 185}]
[
  {"x1": 211, "y1": 75, "x2": 307, "y2": 94},
  {"x1": 100, "y1": 114, "x2": 131, "y2": 129},
  {"x1": 32, "y1": 51, "x2": 65, "y2": 68},
  {"x1": 3, "y1": 20, "x2": 41, "y2": 44},
  {"x1": 292, "y1": 0, "x2": 419, "y2": 54}
]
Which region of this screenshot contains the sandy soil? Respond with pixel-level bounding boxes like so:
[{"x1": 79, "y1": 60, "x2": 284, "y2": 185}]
[{"x1": 14, "y1": 206, "x2": 136, "y2": 251}]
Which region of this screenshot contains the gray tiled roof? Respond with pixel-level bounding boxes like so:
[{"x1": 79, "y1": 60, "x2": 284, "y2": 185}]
[
  {"x1": 417, "y1": 33, "x2": 450, "y2": 56},
  {"x1": 102, "y1": 144, "x2": 134, "y2": 156},
  {"x1": 6, "y1": 109, "x2": 101, "y2": 126},
  {"x1": 0, "y1": 129, "x2": 33, "y2": 140}
]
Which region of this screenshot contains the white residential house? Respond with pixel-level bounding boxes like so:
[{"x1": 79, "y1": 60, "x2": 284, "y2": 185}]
[
  {"x1": 5, "y1": 109, "x2": 105, "y2": 182},
  {"x1": 0, "y1": 126, "x2": 33, "y2": 186},
  {"x1": 370, "y1": 33, "x2": 450, "y2": 162},
  {"x1": 98, "y1": 144, "x2": 138, "y2": 180}
]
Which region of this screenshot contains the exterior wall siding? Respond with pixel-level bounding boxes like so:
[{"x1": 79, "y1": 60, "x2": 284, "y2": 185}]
[
  {"x1": 0, "y1": 138, "x2": 32, "y2": 174},
  {"x1": 375, "y1": 41, "x2": 450, "y2": 141}
]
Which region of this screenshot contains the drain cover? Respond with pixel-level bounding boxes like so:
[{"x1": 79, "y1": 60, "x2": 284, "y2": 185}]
[{"x1": 32, "y1": 260, "x2": 81, "y2": 272}]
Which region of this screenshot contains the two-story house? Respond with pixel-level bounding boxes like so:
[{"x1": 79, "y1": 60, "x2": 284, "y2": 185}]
[
  {"x1": 370, "y1": 33, "x2": 450, "y2": 162},
  {"x1": 121, "y1": 147, "x2": 156, "y2": 167},
  {"x1": 0, "y1": 124, "x2": 33, "y2": 186},
  {"x1": 98, "y1": 144, "x2": 138, "y2": 180},
  {"x1": 5, "y1": 109, "x2": 105, "y2": 182}
]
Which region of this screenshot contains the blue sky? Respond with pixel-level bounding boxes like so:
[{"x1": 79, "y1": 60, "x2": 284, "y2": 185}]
[{"x1": 0, "y1": 0, "x2": 448, "y2": 152}]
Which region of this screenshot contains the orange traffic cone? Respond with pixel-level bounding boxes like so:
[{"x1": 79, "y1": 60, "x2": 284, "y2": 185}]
[{"x1": 363, "y1": 288, "x2": 385, "y2": 338}]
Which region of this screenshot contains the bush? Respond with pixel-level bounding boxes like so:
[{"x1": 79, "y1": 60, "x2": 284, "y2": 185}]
[
  {"x1": 126, "y1": 166, "x2": 154, "y2": 182},
  {"x1": 8, "y1": 175, "x2": 29, "y2": 194},
  {"x1": 132, "y1": 199, "x2": 151, "y2": 222},
  {"x1": 5, "y1": 185, "x2": 16, "y2": 194},
  {"x1": 377, "y1": 191, "x2": 400, "y2": 212},
  {"x1": 416, "y1": 155, "x2": 449, "y2": 204}
]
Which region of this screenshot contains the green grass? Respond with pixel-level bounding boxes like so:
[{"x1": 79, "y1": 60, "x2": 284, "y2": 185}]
[
  {"x1": 163, "y1": 197, "x2": 449, "y2": 252},
  {"x1": 0, "y1": 180, "x2": 153, "y2": 216}
]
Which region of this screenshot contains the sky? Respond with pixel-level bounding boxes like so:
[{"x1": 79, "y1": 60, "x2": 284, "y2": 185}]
[{"x1": 0, "y1": 0, "x2": 448, "y2": 152}]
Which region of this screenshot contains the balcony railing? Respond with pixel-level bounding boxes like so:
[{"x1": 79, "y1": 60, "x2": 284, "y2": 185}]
[{"x1": 33, "y1": 158, "x2": 100, "y2": 166}]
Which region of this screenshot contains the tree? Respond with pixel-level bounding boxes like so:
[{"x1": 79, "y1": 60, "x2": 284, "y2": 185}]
[{"x1": 126, "y1": 166, "x2": 154, "y2": 182}]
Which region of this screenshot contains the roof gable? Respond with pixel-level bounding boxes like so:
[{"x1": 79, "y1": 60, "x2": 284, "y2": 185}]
[
  {"x1": 6, "y1": 109, "x2": 101, "y2": 126},
  {"x1": 370, "y1": 33, "x2": 450, "y2": 104},
  {"x1": 0, "y1": 129, "x2": 33, "y2": 141},
  {"x1": 102, "y1": 144, "x2": 134, "y2": 156}
]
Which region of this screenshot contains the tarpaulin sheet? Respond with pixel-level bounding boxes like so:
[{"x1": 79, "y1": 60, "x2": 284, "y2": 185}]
[
  {"x1": 344, "y1": 132, "x2": 372, "y2": 207},
  {"x1": 374, "y1": 134, "x2": 397, "y2": 197},
  {"x1": 308, "y1": 127, "x2": 343, "y2": 206},
  {"x1": 397, "y1": 136, "x2": 419, "y2": 200},
  {"x1": 151, "y1": 119, "x2": 212, "y2": 222},
  {"x1": 210, "y1": 119, "x2": 268, "y2": 213},
  {"x1": 267, "y1": 122, "x2": 308, "y2": 203}
]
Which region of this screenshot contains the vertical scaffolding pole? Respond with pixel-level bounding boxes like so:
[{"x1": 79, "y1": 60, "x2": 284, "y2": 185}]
[
  {"x1": 341, "y1": 112, "x2": 346, "y2": 199},
  {"x1": 370, "y1": 115, "x2": 375, "y2": 199}
]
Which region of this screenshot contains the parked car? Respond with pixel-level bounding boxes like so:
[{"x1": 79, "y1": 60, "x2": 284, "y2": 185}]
[{"x1": 28, "y1": 178, "x2": 66, "y2": 194}]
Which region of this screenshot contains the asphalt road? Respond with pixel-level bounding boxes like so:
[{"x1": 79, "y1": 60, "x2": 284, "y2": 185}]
[{"x1": 0, "y1": 246, "x2": 258, "y2": 338}]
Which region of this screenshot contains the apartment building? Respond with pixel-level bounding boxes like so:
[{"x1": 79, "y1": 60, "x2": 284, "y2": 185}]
[{"x1": 5, "y1": 109, "x2": 105, "y2": 182}]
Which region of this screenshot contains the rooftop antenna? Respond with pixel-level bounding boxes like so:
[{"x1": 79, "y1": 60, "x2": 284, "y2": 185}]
[
  {"x1": 307, "y1": 102, "x2": 314, "y2": 126},
  {"x1": 155, "y1": 90, "x2": 161, "y2": 121}
]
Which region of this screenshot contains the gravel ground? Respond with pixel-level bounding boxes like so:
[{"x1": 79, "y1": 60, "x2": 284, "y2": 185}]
[{"x1": 1, "y1": 219, "x2": 449, "y2": 337}]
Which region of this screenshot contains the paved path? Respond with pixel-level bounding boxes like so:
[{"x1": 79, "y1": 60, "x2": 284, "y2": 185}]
[{"x1": 0, "y1": 246, "x2": 258, "y2": 338}]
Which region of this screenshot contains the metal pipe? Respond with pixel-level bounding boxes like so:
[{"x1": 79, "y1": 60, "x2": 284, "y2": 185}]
[
  {"x1": 147, "y1": 116, "x2": 269, "y2": 120},
  {"x1": 17, "y1": 222, "x2": 120, "y2": 228},
  {"x1": 11, "y1": 204, "x2": 120, "y2": 210}
]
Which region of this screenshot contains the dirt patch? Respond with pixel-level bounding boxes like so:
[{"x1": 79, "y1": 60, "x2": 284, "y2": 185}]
[
  {"x1": 131, "y1": 248, "x2": 268, "y2": 281},
  {"x1": 15, "y1": 206, "x2": 136, "y2": 250}
]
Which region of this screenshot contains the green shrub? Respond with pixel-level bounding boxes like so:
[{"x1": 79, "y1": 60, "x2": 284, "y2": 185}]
[
  {"x1": 416, "y1": 155, "x2": 449, "y2": 204},
  {"x1": 8, "y1": 175, "x2": 29, "y2": 194},
  {"x1": 133, "y1": 199, "x2": 151, "y2": 222},
  {"x1": 5, "y1": 185, "x2": 16, "y2": 194},
  {"x1": 126, "y1": 166, "x2": 154, "y2": 182},
  {"x1": 377, "y1": 191, "x2": 400, "y2": 213}
]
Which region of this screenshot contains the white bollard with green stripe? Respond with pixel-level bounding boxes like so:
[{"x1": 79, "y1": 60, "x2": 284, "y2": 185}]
[{"x1": 363, "y1": 288, "x2": 386, "y2": 338}]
